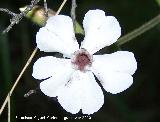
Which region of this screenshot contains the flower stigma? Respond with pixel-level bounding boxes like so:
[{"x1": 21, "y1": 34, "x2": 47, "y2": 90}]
[{"x1": 71, "y1": 48, "x2": 93, "y2": 71}]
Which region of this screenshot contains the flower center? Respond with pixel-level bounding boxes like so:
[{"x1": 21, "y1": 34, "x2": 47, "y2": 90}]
[{"x1": 71, "y1": 49, "x2": 92, "y2": 71}]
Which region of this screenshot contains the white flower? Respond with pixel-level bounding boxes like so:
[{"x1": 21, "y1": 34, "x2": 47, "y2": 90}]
[{"x1": 32, "y1": 9, "x2": 137, "y2": 114}]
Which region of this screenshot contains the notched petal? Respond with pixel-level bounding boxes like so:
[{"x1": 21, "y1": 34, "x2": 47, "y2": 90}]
[
  {"x1": 92, "y1": 51, "x2": 137, "y2": 75},
  {"x1": 40, "y1": 67, "x2": 74, "y2": 97},
  {"x1": 32, "y1": 56, "x2": 74, "y2": 97},
  {"x1": 92, "y1": 51, "x2": 137, "y2": 94},
  {"x1": 32, "y1": 56, "x2": 72, "y2": 80},
  {"x1": 57, "y1": 71, "x2": 104, "y2": 114},
  {"x1": 92, "y1": 68, "x2": 133, "y2": 94},
  {"x1": 81, "y1": 9, "x2": 121, "y2": 54},
  {"x1": 36, "y1": 15, "x2": 79, "y2": 57}
]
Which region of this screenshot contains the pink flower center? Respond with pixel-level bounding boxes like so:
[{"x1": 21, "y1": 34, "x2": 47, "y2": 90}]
[{"x1": 71, "y1": 49, "x2": 92, "y2": 71}]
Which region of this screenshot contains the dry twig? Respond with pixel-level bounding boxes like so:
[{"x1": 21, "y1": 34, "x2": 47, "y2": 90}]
[
  {"x1": 0, "y1": 0, "x2": 68, "y2": 117},
  {"x1": 71, "y1": 0, "x2": 77, "y2": 31},
  {"x1": 44, "y1": 0, "x2": 48, "y2": 16},
  {"x1": 0, "y1": 0, "x2": 40, "y2": 33}
]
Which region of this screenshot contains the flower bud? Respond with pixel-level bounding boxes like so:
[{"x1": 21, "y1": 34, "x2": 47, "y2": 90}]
[
  {"x1": 19, "y1": 5, "x2": 56, "y2": 26},
  {"x1": 20, "y1": 6, "x2": 84, "y2": 34}
]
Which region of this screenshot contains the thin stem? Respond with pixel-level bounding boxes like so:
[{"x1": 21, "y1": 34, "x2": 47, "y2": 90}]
[
  {"x1": 0, "y1": 0, "x2": 68, "y2": 116},
  {"x1": 44, "y1": 0, "x2": 48, "y2": 16},
  {"x1": 8, "y1": 94, "x2": 10, "y2": 122},
  {"x1": 116, "y1": 13, "x2": 160, "y2": 46},
  {"x1": 71, "y1": 0, "x2": 77, "y2": 31},
  {"x1": 0, "y1": 47, "x2": 38, "y2": 115},
  {"x1": 0, "y1": 95, "x2": 8, "y2": 115},
  {"x1": 10, "y1": 47, "x2": 38, "y2": 95},
  {"x1": 0, "y1": 8, "x2": 16, "y2": 16},
  {"x1": 56, "y1": 0, "x2": 67, "y2": 15}
]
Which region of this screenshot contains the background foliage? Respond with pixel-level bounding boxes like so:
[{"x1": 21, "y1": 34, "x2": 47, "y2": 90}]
[{"x1": 0, "y1": 0, "x2": 160, "y2": 121}]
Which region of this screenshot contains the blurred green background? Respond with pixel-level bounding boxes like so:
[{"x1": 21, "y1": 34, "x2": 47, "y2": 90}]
[{"x1": 0, "y1": 0, "x2": 160, "y2": 122}]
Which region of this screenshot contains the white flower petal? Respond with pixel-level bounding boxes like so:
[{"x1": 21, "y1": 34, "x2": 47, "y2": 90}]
[
  {"x1": 32, "y1": 56, "x2": 74, "y2": 97},
  {"x1": 92, "y1": 51, "x2": 137, "y2": 75},
  {"x1": 92, "y1": 51, "x2": 137, "y2": 94},
  {"x1": 32, "y1": 56, "x2": 72, "y2": 79},
  {"x1": 81, "y1": 9, "x2": 121, "y2": 54},
  {"x1": 93, "y1": 70, "x2": 133, "y2": 94},
  {"x1": 80, "y1": 72, "x2": 104, "y2": 114},
  {"x1": 40, "y1": 69, "x2": 74, "y2": 97},
  {"x1": 36, "y1": 15, "x2": 79, "y2": 57},
  {"x1": 57, "y1": 71, "x2": 104, "y2": 114}
]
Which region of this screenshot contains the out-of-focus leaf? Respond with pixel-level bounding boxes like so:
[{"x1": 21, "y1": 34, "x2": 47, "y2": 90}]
[
  {"x1": 155, "y1": 0, "x2": 160, "y2": 6},
  {"x1": 0, "y1": 33, "x2": 12, "y2": 90}
]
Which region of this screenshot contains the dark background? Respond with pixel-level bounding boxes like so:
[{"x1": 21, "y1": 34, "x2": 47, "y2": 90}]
[{"x1": 0, "y1": 0, "x2": 160, "y2": 122}]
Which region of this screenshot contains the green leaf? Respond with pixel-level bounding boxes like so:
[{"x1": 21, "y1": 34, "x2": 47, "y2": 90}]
[
  {"x1": 75, "y1": 21, "x2": 84, "y2": 35},
  {"x1": 155, "y1": 0, "x2": 160, "y2": 6}
]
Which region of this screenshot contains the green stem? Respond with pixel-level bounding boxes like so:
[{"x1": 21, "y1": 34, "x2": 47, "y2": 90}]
[{"x1": 116, "y1": 13, "x2": 160, "y2": 46}]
